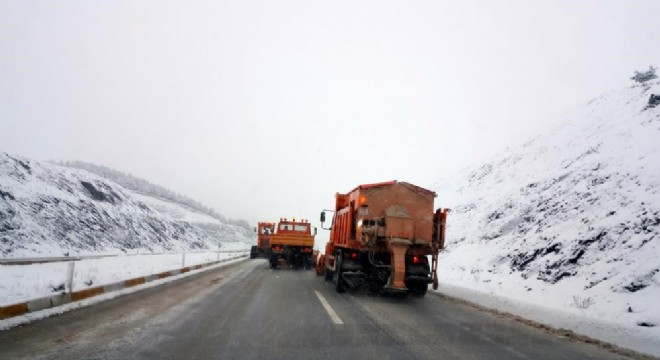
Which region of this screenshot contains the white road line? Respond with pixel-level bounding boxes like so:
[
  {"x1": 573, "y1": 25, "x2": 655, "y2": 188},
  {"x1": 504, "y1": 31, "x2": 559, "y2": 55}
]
[{"x1": 314, "y1": 290, "x2": 344, "y2": 325}]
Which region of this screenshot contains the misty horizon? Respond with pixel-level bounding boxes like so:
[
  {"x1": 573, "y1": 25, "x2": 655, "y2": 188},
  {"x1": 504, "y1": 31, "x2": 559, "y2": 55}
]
[{"x1": 2, "y1": 0, "x2": 659, "y2": 230}]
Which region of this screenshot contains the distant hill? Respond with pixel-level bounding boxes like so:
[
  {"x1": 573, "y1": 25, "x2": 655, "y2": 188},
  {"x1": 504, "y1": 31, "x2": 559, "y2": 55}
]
[
  {"x1": 0, "y1": 153, "x2": 252, "y2": 257},
  {"x1": 54, "y1": 160, "x2": 249, "y2": 228},
  {"x1": 434, "y1": 80, "x2": 660, "y2": 328}
]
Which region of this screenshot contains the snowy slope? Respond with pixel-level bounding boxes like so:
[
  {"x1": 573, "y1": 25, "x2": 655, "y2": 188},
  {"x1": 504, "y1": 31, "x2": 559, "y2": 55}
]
[
  {"x1": 131, "y1": 192, "x2": 253, "y2": 247},
  {"x1": 434, "y1": 81, "x2": 660, "y2": 334},
  {"x1": 0, "y1": 153, "x2": 252, "y2": 258}
]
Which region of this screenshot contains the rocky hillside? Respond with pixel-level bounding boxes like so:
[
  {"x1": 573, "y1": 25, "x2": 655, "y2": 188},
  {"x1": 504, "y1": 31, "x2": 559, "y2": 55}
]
[
  {"x1": 56, "y1": 160, "x2": 232, "y2": 224},
  {"x1": 434, "y1": 80, "x2": 660, "y2": 328},
  {"x1": 0, "y1": 153, "x2": 252, "y2": 258}
]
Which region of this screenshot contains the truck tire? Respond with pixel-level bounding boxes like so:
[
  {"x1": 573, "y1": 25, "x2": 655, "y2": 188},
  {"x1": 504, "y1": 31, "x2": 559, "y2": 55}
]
[
  {"x1": 304, "y1": 254, "x2": 312, "y2": 270},
  {"x1": 409, "y1": 283, "x2": 428, "y2": 297},
  {"x1": 334, "y1": 251, "x2": 346, "y2": 293},
  {"x1": 250, "y1": 246, "x2": 258, "y2": 259}
]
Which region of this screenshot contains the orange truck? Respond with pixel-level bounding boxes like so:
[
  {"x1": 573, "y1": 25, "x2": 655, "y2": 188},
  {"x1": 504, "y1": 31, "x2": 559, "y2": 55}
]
[
  {"x1": 317, "y1": 181, "x2": 448, "y2": 296},
  {"x1": 269, "y1": 218, "x2": 316, "y2": 270},
  {"x1": 251, "y1": 222, "x2": 275, "y2": 259}
]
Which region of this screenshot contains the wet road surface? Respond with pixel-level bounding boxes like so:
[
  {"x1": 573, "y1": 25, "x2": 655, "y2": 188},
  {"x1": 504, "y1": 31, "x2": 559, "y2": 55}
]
[{"x1": 0, "y1": 259, "x2": 634, "y2": 360}]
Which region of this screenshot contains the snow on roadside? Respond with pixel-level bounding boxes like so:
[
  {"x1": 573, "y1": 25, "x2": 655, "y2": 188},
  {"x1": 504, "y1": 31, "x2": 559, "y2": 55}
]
[
  {"x1": 434, "y1": 283, "x2": 660, "y2": 357},
  {"x1": 0, "y1": 256, "x2": 249, "y2": 331},
  {"x1": 0, "y1": 251, "x2": 248, "y2": 306}
]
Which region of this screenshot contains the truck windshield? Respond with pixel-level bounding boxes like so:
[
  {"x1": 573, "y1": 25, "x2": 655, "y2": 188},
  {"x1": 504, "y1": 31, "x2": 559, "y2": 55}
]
[{"x1": 294, "y1": 225, "x2": 308, "y2": 232}]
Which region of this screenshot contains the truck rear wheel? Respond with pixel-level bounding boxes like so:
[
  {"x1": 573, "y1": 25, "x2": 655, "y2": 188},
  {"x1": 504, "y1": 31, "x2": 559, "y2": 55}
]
[
  {"x1": 409, "y1": 283, "x2": 428, "y2": 297},
  {"x1": 304, "y1": 254, "x2": 312, "y2": 270},
  {"x1": 334, "y1": 252, "x2": 346, "y2": 293}
]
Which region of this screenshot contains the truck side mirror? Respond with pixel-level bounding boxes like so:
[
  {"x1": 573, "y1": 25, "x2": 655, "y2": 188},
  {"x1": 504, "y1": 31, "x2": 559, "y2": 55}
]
[
  {"x1": 253, "y1": 227, "x2": 257, "y2": 233},
  {"x1": 319, "y1": 209, "x2": 334, "y2": 230},
  {"x1": 313, "y1": 227, "x2": 317, "y2": 236}
]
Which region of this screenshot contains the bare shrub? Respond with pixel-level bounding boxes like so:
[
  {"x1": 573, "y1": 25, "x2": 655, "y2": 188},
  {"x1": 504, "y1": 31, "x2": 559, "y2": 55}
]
[
  {"x1": 471, "y1": 269, "x2": 481, "y2": 282},
  {"x1": 572, "y1": 295, "x2": 595, "y2": 309}
]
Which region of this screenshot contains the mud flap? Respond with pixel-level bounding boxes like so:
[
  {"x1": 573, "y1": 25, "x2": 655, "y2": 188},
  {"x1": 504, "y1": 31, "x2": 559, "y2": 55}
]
[{"x1": 431, "y1": 253, "x2": 439, "y2": 290}]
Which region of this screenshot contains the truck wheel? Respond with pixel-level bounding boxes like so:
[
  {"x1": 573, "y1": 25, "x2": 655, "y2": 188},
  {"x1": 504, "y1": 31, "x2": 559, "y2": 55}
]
[
  {"x1": 334, "y1": 252, "x2": 346, "y2": 293},
  {"x1": 409, "y1": 283, "x2": 428, "y2": 297},
  {"x1": 304, "y1": 254, "x2": 312, "y2": 270},
  {"x1": 250, "y1": 246, "x2": 257, "y2": 259}
]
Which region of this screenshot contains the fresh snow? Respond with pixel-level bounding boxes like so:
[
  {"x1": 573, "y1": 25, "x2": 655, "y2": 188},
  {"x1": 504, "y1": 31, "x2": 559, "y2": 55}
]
[
  {"x1": 0, "y1": 153, "x2": 254, "y2": 258},
  {"x1": 131, "y1": 192, "x2": 223, "y2": 224},
  {"x1": 0, "y1": 251, "x2": 247, "y2": 306},
  {"x1": 0, "y1": 256, "x2": 248, "y2": 331},
  {"x1": 130, "y1": 192, "x2": 253, "y2": 245},
  {"x1": 435, "y1": 283, "x2": 660, "y2": 357},
  {"x1": 433, "y1": 80, "x2": 660, "y2": 355}
]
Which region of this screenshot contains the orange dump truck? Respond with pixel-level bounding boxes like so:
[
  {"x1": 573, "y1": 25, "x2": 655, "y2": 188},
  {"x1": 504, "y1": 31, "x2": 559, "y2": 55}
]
[
  {"x1": 318, "y1": 181, "x2": 448, "y2": 296},
  {"x1": 251, "y1": 222, "x2": 275, "y2": 259},
  {"x1": 269, "y1": 218, "x2": 316, "y2": 270}
]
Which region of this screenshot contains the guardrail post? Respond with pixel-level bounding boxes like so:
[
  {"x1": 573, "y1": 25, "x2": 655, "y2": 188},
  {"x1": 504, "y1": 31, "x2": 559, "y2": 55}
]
[
  {"x1": 182, "y1": 252, "x2": 186, "y2": 267},
  {"x1": 66, "y1": 261, "x2": 75, "y2": 294}
]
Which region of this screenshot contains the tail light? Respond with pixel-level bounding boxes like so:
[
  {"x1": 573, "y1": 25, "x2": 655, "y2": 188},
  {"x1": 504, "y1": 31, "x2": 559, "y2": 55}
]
[{"x1": 412, "y1": 256, "x2": 427, "y2": 264}]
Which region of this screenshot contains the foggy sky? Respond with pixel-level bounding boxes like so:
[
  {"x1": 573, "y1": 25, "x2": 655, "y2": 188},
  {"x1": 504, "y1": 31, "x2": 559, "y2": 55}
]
[{"x1": 1, "y1": 0, "x2": 659, "y2": 237}]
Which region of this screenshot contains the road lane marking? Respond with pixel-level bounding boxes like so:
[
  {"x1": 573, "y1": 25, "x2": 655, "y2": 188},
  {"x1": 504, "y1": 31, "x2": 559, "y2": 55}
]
[{"x1": 314, "y1": 290, "x2": 344, "y2": 325}]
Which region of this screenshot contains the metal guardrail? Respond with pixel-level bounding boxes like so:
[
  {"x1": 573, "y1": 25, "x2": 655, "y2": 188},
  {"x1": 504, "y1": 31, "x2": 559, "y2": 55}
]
[
  {"x1": 0, "y1": 253, "x2": 250, "y2": 320},
  {"x1": 0, "y1": 249, "x2": 249, "y2": 266}
]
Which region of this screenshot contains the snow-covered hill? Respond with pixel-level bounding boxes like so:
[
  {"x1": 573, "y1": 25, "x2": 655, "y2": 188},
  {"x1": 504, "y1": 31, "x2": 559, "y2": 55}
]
[
  {"x1": 0, "y1": 153, "x2": 252, "y2": 258},
  {"x1": 57, "y1": 160, "x2": 230, "y2": 224},
  {"x1": 131, "y1": 192, "x2": 253, "y2": 251},
  {"x1": 434, "y1": 80, "x2": 660, "y2": 332}
]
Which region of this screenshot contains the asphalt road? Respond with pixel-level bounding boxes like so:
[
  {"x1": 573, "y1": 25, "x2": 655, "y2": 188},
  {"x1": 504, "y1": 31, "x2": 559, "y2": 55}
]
[{"x1": 0, "y1": 259, "x2": 634, "y2": 360}]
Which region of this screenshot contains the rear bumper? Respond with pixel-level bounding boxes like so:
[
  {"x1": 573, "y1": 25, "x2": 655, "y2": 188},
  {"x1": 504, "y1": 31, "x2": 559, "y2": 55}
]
[{"x1": 405, "y1": 275, "x2": 433, "y2": 284}]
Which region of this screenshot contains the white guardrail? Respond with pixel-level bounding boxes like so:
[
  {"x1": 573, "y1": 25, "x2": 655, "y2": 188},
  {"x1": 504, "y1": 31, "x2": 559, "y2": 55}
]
[
  {"x1": 0, "y1": 249, "x2": 250, "y2": 310},
  {"x1": 0, "y1": 248, "x2": 247, "y2": 265}
]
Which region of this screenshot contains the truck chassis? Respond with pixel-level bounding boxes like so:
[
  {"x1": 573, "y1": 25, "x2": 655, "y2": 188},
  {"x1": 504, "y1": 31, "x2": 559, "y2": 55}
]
[{"x1": 270, "y1": 245, "x2": 313, "y2": 270}]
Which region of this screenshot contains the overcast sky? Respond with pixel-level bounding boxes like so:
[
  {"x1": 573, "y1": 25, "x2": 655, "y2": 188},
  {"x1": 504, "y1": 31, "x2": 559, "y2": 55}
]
[{"x1": 1, "y1": 1, "x2": 659, "y2": 234}]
